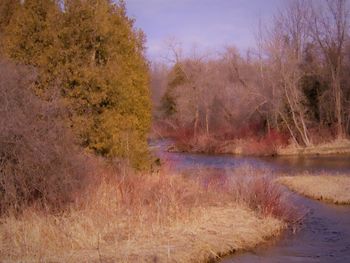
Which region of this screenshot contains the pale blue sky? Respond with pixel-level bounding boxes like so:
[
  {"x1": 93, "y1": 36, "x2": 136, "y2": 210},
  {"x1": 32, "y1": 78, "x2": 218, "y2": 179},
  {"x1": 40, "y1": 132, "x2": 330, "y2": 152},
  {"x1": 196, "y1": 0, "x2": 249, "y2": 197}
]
[{"x1": 125, "y1": 0, "x2": 288, "y2": 60}]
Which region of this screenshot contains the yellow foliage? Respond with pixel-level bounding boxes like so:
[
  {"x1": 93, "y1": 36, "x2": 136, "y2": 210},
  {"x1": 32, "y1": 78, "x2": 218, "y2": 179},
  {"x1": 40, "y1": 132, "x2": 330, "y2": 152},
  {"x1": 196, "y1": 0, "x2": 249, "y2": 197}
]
[{"x1": 1, "y1": 0, "x2": 151, "y2": 169}]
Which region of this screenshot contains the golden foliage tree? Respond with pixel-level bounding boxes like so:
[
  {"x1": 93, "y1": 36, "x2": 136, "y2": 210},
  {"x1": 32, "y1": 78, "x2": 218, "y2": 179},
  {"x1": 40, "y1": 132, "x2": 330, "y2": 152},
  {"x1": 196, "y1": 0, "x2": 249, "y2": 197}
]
[{"x1": 2, "y1": 0, "x2": 151, "y2": 169}]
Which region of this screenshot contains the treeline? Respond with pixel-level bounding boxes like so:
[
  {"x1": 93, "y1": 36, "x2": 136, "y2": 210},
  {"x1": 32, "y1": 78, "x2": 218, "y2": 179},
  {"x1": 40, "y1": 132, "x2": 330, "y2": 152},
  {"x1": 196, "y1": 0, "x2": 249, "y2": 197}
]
[
  {"x1": 0, "y1": 0, "x2": 151, "y2": 168},
  {"x1": 152, "y1": 0, "x2": 350, "y2": 150}
]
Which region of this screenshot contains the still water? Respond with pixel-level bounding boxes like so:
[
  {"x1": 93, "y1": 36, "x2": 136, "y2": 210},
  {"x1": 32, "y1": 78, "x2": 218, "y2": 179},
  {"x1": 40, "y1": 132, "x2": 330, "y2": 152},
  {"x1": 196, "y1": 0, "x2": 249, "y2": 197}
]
[{"x1": 151, "y1": 140, "x2": 350, "y2": 263}]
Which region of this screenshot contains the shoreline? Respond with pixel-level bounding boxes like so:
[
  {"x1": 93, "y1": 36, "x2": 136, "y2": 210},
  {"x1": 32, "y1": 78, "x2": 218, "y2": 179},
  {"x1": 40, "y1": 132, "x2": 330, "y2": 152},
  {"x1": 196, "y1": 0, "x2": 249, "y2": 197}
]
[
  {"x1": 165, "y1": 139, "x2": 350, "y2": 157},
  {"x1": 276, "y1": 140, "x2": 350, "y2": 156},
  {"x1": 0, "y1": 171, "x2": 289, "y2": 263},
  {"x1": 278, "y1": 175, "x2": 350, "y2": 205},
  {"x1": 0, "y1": 205, "x2": 284, "y2": 263}
]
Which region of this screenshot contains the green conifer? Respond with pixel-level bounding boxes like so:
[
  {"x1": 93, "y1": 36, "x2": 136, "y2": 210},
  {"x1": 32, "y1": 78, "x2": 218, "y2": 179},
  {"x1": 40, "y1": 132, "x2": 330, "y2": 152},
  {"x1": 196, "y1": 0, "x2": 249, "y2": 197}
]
[{"x1": 2, "y1": 0, "x2": 151, "y2": 169}]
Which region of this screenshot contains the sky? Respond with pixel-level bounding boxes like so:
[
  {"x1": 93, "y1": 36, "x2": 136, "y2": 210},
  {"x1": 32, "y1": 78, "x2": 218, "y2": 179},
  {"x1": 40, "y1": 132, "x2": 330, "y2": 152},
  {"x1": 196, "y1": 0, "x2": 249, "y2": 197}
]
[{"x1": 125, "y1": 0, "x2": 288, "y2": 60}]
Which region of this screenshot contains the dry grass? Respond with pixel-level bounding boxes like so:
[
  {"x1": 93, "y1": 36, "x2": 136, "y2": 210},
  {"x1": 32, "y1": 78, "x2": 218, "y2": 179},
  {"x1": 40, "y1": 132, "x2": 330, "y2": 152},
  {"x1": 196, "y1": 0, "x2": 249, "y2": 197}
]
[
  {"x1": 0, "y1": 168, "x2": 291, "y2": 263},
  {"x1": 277, "y1": 139, "x2": 350, "y2": 156},
  {"x1": 278, "y1": 174, "x2": 350, "y2": 204},
  {"x1": 0, "y1": 202, "x2": 282, "y2": 263}
]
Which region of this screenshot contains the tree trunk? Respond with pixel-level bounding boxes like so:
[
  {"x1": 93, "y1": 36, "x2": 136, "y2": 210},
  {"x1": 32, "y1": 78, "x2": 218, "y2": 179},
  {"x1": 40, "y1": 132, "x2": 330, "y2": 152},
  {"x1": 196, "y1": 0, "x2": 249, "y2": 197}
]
[
  {"x1": 283, "y1": 83, "x2": 311, "y2": 146},
  {"x1": 205, "y1": 107, "x2": 209, "y2": 136},
  {"x1": 299, "y1": 113, "x2": 311, "y2": 145},
  {"x1": 279, "y1": 111, "x2": 299, "y2": 146},
  {"x1": 194, "y1": 105, "x2": 199, "y2": 138},
  {"x1": 333, "y1": 72, "x2": 344, "y2": 139}
]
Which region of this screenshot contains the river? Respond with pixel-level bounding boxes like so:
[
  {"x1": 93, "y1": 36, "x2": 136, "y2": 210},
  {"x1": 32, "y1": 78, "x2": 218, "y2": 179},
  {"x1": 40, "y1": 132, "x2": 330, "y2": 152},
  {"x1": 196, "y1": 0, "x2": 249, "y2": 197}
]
[{"x1": 151, "y1": 139, "x2": 350, "y2": 263}]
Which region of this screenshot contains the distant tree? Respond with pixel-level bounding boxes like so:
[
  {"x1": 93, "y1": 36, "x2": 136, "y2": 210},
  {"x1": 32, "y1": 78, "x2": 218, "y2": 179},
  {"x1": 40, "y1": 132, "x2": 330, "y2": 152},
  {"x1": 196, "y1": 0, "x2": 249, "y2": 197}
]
[
  {"x1": 160, "y1": 91, "x2": 177, "y2": 117},
  {"x1": 150, "y1": 62, "x2": 169, "y2": 116},
  {"x1": 310, "y1": 0, "x2": 349, "y2": 138},
  {"x1": 301, "y1": 75, "x2": 322, "y2": 123},
  {"x1": 160, "y1": 63, "x2": 186, "y2": 118},
  {"x1": 261, "y1": 0, "x2": 313, "y2": 146}
]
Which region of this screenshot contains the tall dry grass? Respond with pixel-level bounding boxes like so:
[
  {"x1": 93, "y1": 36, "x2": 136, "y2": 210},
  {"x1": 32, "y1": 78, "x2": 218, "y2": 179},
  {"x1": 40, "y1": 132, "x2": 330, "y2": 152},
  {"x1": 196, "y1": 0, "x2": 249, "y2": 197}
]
[{"x1": 0, "y1": 165, "x2": 296, "y2": 262}]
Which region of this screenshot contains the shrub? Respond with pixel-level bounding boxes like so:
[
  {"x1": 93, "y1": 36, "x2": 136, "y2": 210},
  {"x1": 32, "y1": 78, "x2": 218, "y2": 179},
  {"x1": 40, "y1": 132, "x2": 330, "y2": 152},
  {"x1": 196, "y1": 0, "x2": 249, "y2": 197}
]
[
  {"x1": 228, "y1": 167, "x2": 297, "y2": 221},
  {"x1": 0, "y1": 61, "x2": 91, "y2": 214},
  {"x1": 239, "y1": 129, "x2": 290, "y2": 156},
  {"x1": 197, "y1": 166, "x2": 298, "y2": 221}
]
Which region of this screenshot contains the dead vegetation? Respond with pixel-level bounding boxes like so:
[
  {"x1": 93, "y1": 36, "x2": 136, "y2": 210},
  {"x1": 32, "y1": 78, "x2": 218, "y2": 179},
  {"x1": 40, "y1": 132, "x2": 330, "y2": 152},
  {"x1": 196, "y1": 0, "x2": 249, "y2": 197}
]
[
  {"x1": 277, "y1": 139, "x2": 350, "y2": 156},
  {"x1": 278, "y1": 174, "x2": 350, "y2": 204},
  {"x1": 0, "y1": 61, "x2": 95, "y2": 214},
  {"x1": 0, "y1": 167, "x2": 293, "y2": 262}
]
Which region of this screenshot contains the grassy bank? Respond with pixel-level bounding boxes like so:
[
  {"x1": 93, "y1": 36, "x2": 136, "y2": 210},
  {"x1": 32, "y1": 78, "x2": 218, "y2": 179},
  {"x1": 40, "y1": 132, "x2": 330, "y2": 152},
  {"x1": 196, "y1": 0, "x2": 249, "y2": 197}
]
[
  {"x1": 277, "y1": 139, "x2": 350, "y2": 156},
  {"x1": 154, "y1": 123, "x2": 350, "y2": 157},
  {"x1": 0, "y1": 169, "x2": 292, "y2": 262},
  {"x1": 167, "y1": 134, "x2": 286, "y2": 156},
  {"x1": 168, "y1": 137, "x2": 350, "y2": 158},
  {"x1": 278, "y1": 175, "x2": 350, "y2": 204}
]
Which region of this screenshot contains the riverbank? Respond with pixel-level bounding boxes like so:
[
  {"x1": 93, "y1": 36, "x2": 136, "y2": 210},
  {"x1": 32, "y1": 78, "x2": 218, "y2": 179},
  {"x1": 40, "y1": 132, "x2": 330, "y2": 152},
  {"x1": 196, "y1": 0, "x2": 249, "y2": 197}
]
[
  {"x1": 278, "y1": 174, "x2": 350, "y2": 204},
  {"x1": 0, "y1": 170, "x2": 290, "y2": 262},
  {"x1": 277, "y1": 139, "x2": 350, "y2": 156},
  {"x1": 167, "y1": 137, "x2": 350, "y2": 157},
  {"x1": 167, "y1": 136, "x2": 283, "y2": 156},
  {"x1": 0, "y1": 205, "x2": 283, "y2": 262}
]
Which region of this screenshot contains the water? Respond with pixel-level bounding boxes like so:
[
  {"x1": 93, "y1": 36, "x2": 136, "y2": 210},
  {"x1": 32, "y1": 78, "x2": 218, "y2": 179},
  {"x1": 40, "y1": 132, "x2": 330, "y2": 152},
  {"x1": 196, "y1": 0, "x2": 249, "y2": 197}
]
[
  {"x1": 222, "y1": 195, "x2": 350, "y2": 263},
  {"x1": 151, "y1": 139, "x2": 350, "y2": 263},
  {"x1": 151, "y1": 139, "x2": 350, "y2": 174}
]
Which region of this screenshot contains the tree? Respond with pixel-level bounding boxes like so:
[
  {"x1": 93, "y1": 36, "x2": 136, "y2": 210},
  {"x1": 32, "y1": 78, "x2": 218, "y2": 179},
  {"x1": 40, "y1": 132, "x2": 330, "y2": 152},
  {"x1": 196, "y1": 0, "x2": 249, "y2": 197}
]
[
  {"x1": 165, "y1": 56, "x2": 213, "y2": 137},
  {"x1": 150, "y1": 62, "x2": 169, "y2": 117},
  {"x1": 2, "y1": 0, "x2": 59, "y2": 67},
  {"x1": 310, "y1": 0, "x2": 349, "y2": 138},
  {"x1": 57, "y1": 0, "x2": 151, "y2": 168},
  {"x1": 0, "y1": 0, "x2": 20, "y2": 34},
  {"x1": 1, "y1": 0, "x2": 152, "y2": 169},
  {"x1": 0, "y1": 0, "x2": 20, "y2": 54},
  {"x1": 261, "y1": 0, "x2": 313, "y2": 146}
]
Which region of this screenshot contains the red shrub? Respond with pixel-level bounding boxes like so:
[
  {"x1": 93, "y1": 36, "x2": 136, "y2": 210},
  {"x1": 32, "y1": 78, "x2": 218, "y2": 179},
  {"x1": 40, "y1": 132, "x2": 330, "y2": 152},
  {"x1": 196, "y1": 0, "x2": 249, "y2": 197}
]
[
  {"x1": 190, "y1": 167, "x2": 298, "y2": 222},
  {"x1": 228, "y1": 168, "x2": 298, "y2": 221},
  {"x1": 241, "y1": 129, "x2": 290, "y2": 156}
]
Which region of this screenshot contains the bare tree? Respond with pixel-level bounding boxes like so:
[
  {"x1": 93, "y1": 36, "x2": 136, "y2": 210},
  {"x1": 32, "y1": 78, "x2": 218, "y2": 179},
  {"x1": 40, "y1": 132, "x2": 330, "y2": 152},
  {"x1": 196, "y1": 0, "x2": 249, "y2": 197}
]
[
  {"x1": 150, "y1": 62, "x2": 169, "y2": 114},
  {"x1": 163, "y1": 41, "x2": 216, "y2": 138},
  {"x1": 310, "y1": 0, "x2": 349, "y2": 138},
  {"x1": 261, "y1": 0, "x2": 312, "y2": 146}
]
